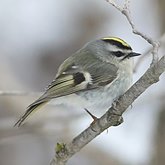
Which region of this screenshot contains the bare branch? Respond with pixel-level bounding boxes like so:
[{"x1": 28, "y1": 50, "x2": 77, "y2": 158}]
[
  {"x1": 0, "y1": 91, "x2": 41, "y2": 96},
  {"x1": 134, "y1": 33, "x2": 165, "y2": 72},
  {"x1": 50, "y1": 55, "x2": 165, "y2": 165},
  {"x1": 50, "y1": 1, "x2": 164, "y2": 164},
  {"x1": 106, "y1": 0, "x2": 160, "y2": 64}
]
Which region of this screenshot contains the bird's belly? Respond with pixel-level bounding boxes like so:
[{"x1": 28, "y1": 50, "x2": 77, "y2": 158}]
[
  {"x1": 51, "y1": 76, "x2": 132, "y2": 114},
  {"x1": 78, "y1": 76, "x2": 132, "y2": 111}
]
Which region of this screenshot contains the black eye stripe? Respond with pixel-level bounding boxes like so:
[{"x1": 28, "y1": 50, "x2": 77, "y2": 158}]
[{"x1": 111, "y1": 51, "x2": 125, "y2": 57}]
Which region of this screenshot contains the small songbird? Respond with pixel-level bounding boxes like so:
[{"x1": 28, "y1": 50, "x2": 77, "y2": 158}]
[{"x1": 14, "y1": 37, "x2": 140, "y2": 127}]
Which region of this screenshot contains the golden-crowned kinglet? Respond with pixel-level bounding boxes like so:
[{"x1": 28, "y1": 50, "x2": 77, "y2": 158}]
[{"x1": 14, "y1": 37, "x2": 140, "y2": 127}]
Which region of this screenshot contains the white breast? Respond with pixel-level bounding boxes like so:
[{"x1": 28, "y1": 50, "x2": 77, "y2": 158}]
[
  {"x1": 78, "y1": 58, "x2": 133, "y2": 111},
  {"x1": 52, "y1": 59, "x2": 133, "y2": 114}
]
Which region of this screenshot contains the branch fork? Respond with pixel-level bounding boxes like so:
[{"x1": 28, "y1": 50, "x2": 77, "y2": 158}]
[{"x1": 50, "y1": 1, "x2": 164, "y2": 164}]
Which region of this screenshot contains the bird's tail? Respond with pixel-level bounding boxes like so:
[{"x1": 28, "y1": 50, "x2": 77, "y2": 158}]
[{"x1": 14, "y1": 101, "x2": 48, "y2": 127}]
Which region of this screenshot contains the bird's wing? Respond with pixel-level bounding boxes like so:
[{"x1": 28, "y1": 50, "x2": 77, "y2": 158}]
[
  {"x1": 33, "y1": 56, "x2": 118, "y2": 105},
  {"x1": 14, "y1": 52, "x2": 118, "y2": 127}
]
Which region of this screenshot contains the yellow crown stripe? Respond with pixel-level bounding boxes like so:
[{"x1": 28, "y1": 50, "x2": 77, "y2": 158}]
[{"x1": 102, "y1": 37, "x2": 130, "y2": 48}]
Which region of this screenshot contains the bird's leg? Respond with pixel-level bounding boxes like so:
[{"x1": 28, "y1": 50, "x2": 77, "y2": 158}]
[
  {"x1": 84, "y1": 109, "x2": 108, "y2": 133},
  {"x1": 84, "y1": 108, "x2": 98, "y2": 123}
]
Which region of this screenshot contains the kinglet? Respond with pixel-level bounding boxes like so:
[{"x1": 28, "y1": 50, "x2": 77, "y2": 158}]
[{"x1": 14, "y1": 37, "x2": 140, "y2": 127}]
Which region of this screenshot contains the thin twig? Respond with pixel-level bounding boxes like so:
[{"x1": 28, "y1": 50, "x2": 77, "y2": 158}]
[
  {"x1": 51, "y1": 55, "x2": 165, "y2": 165},
  {"x1": 50, "y1": 1, "x2": 163, "y2": 164},
  {"x1": 134, "y1": 33, "x2": 165, "y2": 72},
  {"x1": 0, "y1": 91, "x2": 41, "y2": 96},
  {"x1": 106, "y1": 0, "x2": 160, "y2": 65}
]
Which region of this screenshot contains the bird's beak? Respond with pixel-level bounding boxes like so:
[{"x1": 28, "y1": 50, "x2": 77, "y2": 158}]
[
  {"x1": 128, "y1": 52, "x2": 141, "y2": 57},
  {"x1": 122, "y1": 52, "x2": 141, "y2": 60}
]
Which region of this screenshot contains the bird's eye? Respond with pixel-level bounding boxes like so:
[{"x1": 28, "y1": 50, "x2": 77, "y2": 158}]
[{"x1": 111, "y1": 51, "x2": 125, "y2": 57}]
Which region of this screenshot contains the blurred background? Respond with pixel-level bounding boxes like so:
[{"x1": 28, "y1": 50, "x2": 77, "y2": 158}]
[{"x1": 0, "y1": 0, "x2": 165, "y2": 164}]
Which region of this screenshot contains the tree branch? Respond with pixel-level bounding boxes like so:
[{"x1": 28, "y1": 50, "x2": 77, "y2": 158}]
[
  {"x1": 134, "y1": 33, "x2": 165, "y2": 72},
  {"x1": 50, "y1": 1, "x2": 164, "y2": 164},
  {"x1": 106, "y1": 0, "x2": 160, "y2": 65},
  {"x1": 51, "y1": 55, "x2": 165, "y2": 165},
  {"x1": 0, "y1": 91, "x2": 41, "y2": 96}
]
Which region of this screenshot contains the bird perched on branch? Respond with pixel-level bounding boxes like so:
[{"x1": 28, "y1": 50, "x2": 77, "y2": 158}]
[{"x1": 14, "y1": 37, "x2": 140, "y2": 127}]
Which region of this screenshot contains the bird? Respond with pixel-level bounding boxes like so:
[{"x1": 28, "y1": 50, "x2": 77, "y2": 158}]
[{"x1": 14, "y1": 37, "x2": 140, "y2": 127}]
